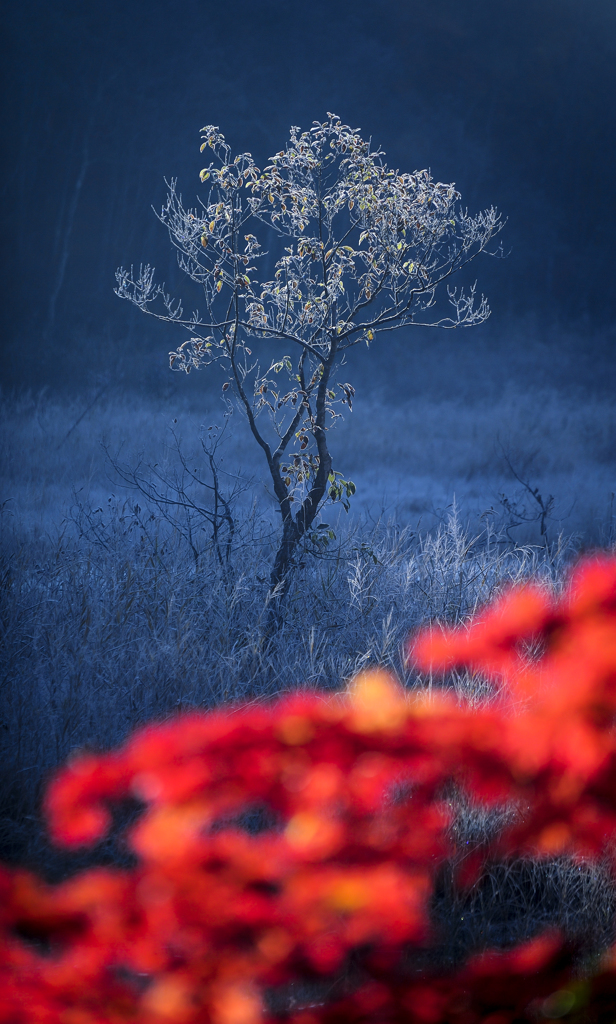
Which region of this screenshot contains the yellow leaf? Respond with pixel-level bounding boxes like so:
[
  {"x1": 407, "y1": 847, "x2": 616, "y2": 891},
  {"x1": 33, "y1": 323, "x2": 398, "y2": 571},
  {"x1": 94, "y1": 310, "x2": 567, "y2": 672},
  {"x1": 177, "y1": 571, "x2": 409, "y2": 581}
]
[
  {"x1": 285, "y1": 811, "x2": 343, "y2": 858},
  {"x1": 276, "y1": 714, "x2": 314, "y2": 745},
  {"x1": 327, "y1": 877, "x2": 370, "y2": 912},
  {"x1": 143, "y1": 976, "x2": 194, "y2": 1020},
  {"x1": 211, "y1": 984, "x2": 262, "y2": 1024},
  {"x1": 347, "y1": 669, "x2": 407, "y2": 733}
]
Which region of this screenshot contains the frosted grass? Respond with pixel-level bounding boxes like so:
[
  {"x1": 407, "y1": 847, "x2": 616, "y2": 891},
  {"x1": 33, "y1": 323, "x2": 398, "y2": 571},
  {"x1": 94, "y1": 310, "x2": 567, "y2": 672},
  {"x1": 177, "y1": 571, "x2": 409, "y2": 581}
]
[
  {"x1": 1, "y1": 389, "x2": 615, "y2": 957},
  {"x1": 3, "y1": 385, "x2": 614, "y2": 543}
]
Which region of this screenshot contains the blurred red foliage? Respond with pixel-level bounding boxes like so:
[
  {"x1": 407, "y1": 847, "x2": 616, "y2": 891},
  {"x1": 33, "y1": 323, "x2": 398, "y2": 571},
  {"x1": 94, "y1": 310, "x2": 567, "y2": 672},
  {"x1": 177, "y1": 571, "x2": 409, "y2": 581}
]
[{"x1": 3, "y1": 557, "x2": 616, "y2": 1021}]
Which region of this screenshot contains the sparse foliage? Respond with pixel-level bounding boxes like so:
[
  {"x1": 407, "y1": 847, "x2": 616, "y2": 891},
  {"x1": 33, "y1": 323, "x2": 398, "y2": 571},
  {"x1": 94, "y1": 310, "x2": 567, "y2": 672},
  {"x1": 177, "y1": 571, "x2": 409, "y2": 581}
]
[{"x1": 116, "y1": 115, "x2": 503, "y2": 623}]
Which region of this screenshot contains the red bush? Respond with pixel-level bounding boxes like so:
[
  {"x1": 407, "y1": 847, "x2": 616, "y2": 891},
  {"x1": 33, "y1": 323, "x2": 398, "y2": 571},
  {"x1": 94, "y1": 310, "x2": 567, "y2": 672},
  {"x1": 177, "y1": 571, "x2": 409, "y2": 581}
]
[{"x1": 4, "y1": 557, "x2": 616, "y2": 1022}]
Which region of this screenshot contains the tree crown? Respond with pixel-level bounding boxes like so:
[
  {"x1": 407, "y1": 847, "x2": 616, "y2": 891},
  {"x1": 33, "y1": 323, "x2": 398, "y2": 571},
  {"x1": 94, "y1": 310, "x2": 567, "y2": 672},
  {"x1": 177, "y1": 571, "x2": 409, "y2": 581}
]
[{"x1": 116, "y1": 115, "x2": 502, "y2": 531}]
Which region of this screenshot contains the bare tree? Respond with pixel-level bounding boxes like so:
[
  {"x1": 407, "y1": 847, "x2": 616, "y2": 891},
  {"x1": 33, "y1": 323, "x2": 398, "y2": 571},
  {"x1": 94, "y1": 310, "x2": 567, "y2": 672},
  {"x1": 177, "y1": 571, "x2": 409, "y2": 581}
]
[
  {"x1": 116, "y1": 114, "x2": 503, "y2": 628},
  {"x1": 103, "y1": 421, "x2": 242, "y2": 574}
]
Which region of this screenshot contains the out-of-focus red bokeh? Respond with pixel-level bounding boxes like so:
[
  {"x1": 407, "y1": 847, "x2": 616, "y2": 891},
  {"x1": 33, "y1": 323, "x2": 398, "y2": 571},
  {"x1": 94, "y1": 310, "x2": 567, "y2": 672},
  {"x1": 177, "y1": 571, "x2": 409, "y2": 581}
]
[{"x1": 3, "y1": 558, "x2": 616, "y2": 1022}]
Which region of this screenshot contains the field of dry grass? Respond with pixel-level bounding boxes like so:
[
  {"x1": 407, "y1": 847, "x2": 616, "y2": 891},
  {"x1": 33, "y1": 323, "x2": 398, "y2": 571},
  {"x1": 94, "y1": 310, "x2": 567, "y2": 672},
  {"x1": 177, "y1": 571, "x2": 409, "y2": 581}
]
[{"x1": 1, "y1": 385, "x2": 615, "y2": 962}]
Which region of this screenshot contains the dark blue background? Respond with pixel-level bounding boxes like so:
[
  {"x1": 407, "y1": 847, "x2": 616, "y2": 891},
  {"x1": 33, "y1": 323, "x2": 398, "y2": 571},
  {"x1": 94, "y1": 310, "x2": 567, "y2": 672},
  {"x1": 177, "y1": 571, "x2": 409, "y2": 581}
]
[{"x1": 2, "y1": 0, "x2": 615, "y2": 391}]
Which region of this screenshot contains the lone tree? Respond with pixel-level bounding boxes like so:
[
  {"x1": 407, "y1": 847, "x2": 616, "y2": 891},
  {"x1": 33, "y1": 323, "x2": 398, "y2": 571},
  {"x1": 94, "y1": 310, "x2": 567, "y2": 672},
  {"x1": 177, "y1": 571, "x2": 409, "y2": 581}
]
[{"x1": 116, "y1": 115, "x2": 503, "y2": 623}]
